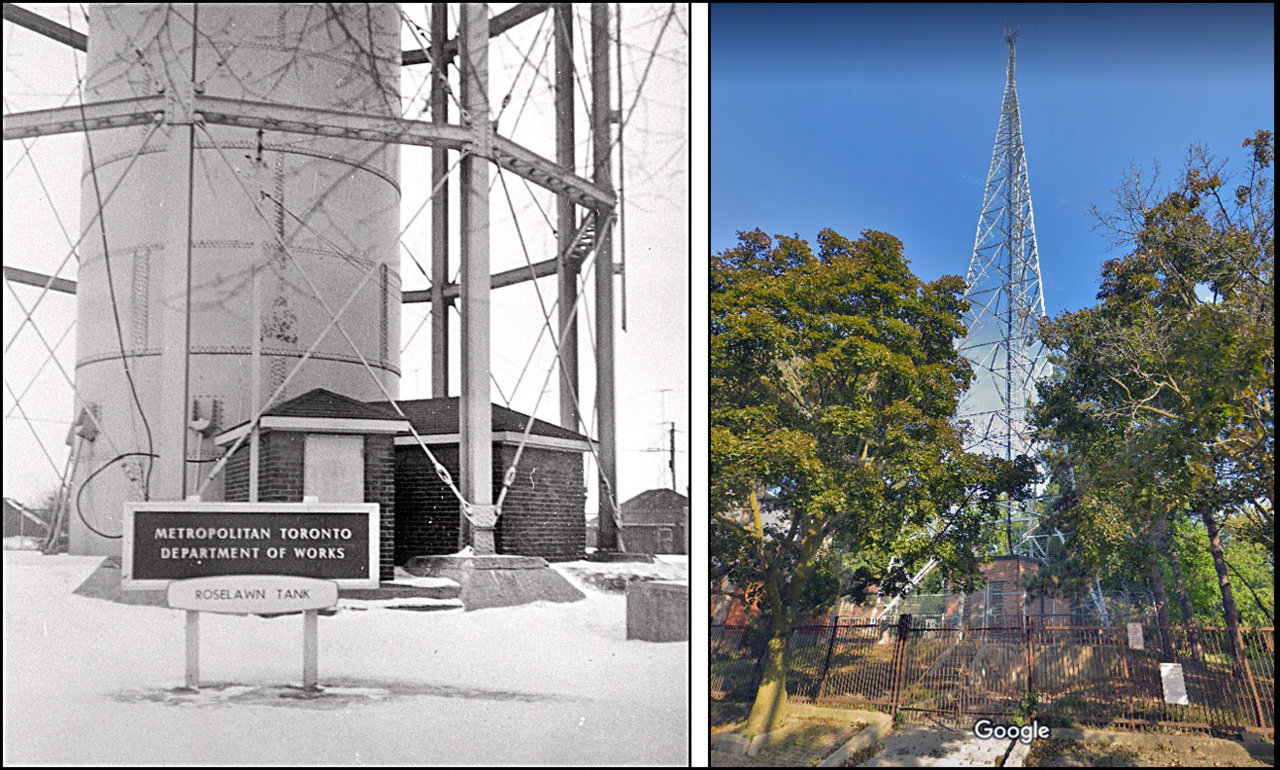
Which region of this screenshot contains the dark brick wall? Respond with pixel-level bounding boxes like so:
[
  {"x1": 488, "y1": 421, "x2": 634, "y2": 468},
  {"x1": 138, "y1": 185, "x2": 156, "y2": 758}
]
[
  {"x1": 222, "y1": 432, "x2": 304, "y2": 502},
  {"x1": 395, "y1": 443, "x2": 586, "y2": 563},
  {"x1": 260, "y1": 432, "x2": 305, "y2": 502},
  {"x1": 394, "y1": 445, "x2": 462, "y2": 561},
  {"x1": 225, "y1": 441, "x2": 249, "y2": 502},
  {"x1": 224, "y1": 431, "x2": 394, "y2": 582},
  {"x1": 493, "y1": 445, "x2": 586, "y2": 561},
  {"x1": 364, "y1": 434, "x2": 396, "y2": 582},
  {"x1": 619, "y1": 523, "x2": 688, "y2": 555}
]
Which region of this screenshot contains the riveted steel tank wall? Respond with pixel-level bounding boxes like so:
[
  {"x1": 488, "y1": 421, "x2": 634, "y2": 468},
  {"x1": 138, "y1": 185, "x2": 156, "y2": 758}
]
[{"x1": 71, "y1": 4, "x2": 401, "y2": 555}]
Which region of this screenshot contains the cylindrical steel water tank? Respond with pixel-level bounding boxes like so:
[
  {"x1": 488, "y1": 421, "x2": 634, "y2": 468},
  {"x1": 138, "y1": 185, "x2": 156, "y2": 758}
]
[{"x1": 71, "y1": 4, "x2": 401, "y2": 555}]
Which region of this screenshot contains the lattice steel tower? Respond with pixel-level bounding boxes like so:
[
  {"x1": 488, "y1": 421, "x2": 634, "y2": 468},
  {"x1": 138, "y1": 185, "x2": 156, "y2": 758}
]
[{"x1": 958, "y1": 26, "x2": 1053, "y2": 559}]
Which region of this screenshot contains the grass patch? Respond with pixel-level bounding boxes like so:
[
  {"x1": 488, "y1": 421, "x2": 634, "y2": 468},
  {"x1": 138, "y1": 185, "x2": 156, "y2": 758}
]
[
  {"x1": 710, "y1": 713, "x2": 871, "y2": 767},
  {"x1": 711, "y1": 701, "x2": 751, "y2": 732}
]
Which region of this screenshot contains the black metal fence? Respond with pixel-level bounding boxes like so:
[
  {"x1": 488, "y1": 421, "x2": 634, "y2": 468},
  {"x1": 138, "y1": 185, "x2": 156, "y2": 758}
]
[{"x1": 710, "y1": 617, "x2": 1274, "y2": 735}]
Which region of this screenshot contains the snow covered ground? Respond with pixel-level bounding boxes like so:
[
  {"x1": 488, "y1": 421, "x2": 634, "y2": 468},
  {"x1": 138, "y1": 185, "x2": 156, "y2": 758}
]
[{"x1": 3, "y1": 551, "x2": 689, "y2": 765}]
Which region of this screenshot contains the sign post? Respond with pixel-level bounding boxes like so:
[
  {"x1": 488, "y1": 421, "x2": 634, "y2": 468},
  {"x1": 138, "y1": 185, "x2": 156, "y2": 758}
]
[
  {"x1": 186, "y1": 611, "x2": 199, "y2": 690},
  {"x1": 123, "y1": 501, "x2": 376, "y2": 690},
  {"x1": 167, "y1": 575, "x2": 340, "y2": 690},
  {"x1": 304, "y1": 610, "x2": 318, "y2": 689}
]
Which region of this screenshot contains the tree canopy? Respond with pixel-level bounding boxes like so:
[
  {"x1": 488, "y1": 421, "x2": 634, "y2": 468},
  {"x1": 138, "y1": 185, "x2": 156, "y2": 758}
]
[
  {"x1": 1032, "y1": 131, "x2": 1273, "y2": 680},
  {"x1": 711, "y1": 227, "x2": 1032, "y2": 733}
]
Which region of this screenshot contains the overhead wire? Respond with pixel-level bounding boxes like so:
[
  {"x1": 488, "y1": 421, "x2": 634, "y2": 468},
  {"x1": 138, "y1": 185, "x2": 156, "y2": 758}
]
[
  {"x1": 2, "y1": 378, "x2": 66, "y2": 478},
  {"x1": 2, "y1": 120, "x2": 162, "y2": 356},
  {"x1": 3, "y1": 280, "x2": 125, "y2": 466},
  {"x1": 74, "y1": 13, "x2": 157, "y2": 499},
  {"x1": 195, "y1": 125, "x2": 480, "y2": 523},
  {"x1": 2, "y1": 314, "x2": 75, "y2": 421}
]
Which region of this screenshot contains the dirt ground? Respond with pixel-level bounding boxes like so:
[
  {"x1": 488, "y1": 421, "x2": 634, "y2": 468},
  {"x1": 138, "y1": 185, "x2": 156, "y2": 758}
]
[
  {"x1": 1025, "y1": 734, "x2": 1271, "y2": 767},
  {"x1": 710, "y1": 703, "x2": 870, "y2": 767}
]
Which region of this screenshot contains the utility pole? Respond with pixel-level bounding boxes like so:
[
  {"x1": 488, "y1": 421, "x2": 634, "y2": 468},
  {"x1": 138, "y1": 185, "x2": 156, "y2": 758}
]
[{"x1": 668, "y1": 421, "x2": 676, "y2": 492}]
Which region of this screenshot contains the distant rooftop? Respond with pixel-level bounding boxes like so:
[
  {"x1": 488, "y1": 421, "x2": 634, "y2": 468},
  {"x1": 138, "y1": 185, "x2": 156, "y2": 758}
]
[{"x1": 620, "y1": 488, "x2": 689, "y2": 525}]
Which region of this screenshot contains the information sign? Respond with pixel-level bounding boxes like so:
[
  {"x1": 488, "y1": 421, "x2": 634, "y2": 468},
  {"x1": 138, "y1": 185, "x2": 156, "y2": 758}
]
[
  {"x1": 167, "y1": 575, "x2": 338, "y2": 614},
  {"x1": 1160, "y1": 663, "x2": 1190, "y2": 705},
  {"x1": 1127, "y1": 622, "x2": 1144, "y2": 650},
  {"x1": 123, "y1": 502, "x2": 379, "y2": 589}
]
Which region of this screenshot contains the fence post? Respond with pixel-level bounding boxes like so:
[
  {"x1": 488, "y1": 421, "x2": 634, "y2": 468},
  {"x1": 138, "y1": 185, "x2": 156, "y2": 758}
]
[
  {"x1": 889, "y1": 614, "x2": 912, "y2": 720},
  {"x1": 1238, "y1": 631, "x2": 1267, "y2": 729},
  {"x1": 815, "y1": 621, "x2": 840, "y2": 701},
  {"x1": 1117, "y1": 625, "x2": 1129, "y2": 680},
  {"x1": 1025, "y1": 615, "x2": 1035, "y2": 699}
]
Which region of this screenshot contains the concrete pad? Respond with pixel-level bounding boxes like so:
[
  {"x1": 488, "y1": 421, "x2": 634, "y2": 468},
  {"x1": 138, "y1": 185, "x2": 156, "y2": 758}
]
[
  {"x1": 1004, "y1": 736, "x2": 1032, "y2": 767},
  {"x1": 710, "y1": 732, "x2": 752, "y2": 756},
  {"x1": 817, "y1": 712, "x2": 893, "y2": 767},
  {"x1": 586, "y1": 550, "x2": 656, "y2": 564},
  {"x1": 860, "y1": 723, "x2": 1011, "y2": 767},
  {"x1": 404, "y1": 554, "x2": 585, "y2": 611},
  {"x1": 626, "y1": 580, "x2": 688, "y2": 642}
]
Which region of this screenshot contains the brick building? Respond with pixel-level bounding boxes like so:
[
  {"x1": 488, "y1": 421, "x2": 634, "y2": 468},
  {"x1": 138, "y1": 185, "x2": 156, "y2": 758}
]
[
  {"x1": 215, "y1": 388, "x2": 591, "y2": 582},
  {"x1": 391, "y1": 397, "x2": 590, "y2": 563},
  {"x1": 618, "y1": 488, "x2": 689, "y2": 554},
  {"x1": 4, "y1": 498, "x2": 50, "y2": 541},
  {"x1": 712, "y1": 556, "x2": 1070, "y2": 628}
]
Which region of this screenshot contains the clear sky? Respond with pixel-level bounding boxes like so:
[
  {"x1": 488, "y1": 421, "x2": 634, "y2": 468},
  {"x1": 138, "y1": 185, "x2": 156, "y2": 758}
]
[{"x1": 711, "y1": 3, "x2": 1275, "y2": 317}]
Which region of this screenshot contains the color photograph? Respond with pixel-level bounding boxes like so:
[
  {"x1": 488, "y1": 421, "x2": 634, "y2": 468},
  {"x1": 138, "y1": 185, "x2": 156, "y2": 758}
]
[{"x1": 710, "y1": 4, "x2": 1273, "y2": 766}]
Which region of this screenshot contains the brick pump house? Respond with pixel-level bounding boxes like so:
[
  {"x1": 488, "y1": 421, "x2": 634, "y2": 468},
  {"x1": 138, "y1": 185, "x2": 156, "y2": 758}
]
[{"x1": 215, "y1": 389, "x2": 591, "y2": 582}]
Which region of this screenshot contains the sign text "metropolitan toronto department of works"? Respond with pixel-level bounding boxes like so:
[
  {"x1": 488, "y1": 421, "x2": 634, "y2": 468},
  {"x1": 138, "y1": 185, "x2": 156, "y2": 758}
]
[{"x1": 123, "y1": 502, "x2": 379, "y2": 589}]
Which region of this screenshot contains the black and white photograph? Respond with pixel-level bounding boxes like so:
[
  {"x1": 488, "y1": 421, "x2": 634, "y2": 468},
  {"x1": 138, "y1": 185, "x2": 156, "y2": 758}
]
[{"x1": 3, "y1": 3, "x2": 688, "y2": 765}]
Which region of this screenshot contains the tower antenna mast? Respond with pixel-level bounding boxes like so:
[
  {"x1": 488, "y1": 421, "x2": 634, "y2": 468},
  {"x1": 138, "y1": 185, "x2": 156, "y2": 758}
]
[{"x1": 957, "y1": 24, "x2": 1052, "y2": 561}]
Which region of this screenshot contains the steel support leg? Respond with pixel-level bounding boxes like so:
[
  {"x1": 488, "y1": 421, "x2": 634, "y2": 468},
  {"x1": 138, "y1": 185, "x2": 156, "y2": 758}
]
[{"x1": 459, "y1": 3, "x2": 494, "y2": 554}]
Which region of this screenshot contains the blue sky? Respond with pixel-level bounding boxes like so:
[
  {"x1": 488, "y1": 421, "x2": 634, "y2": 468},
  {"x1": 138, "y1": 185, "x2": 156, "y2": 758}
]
[{"x1": 710, "y1": 3, "x2": 1275, "y2": 317}]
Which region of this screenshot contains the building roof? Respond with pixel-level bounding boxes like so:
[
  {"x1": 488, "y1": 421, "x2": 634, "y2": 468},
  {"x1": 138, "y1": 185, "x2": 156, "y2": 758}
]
[
  {"x1": 265, "y1": 388, "x2": 404, "y2": 421},
  {"x1": 3, "y1": 498, "x2": 50, "y2": 532},
  {"x1": 620, "y1": 488, "x2": 689, "y2": 525},
  {"x1": 217, "y1": 389, "x2": 588, "y2": 446},
  {"x1": 390, "y1": 397, "x2": 589, "y2": 441}
]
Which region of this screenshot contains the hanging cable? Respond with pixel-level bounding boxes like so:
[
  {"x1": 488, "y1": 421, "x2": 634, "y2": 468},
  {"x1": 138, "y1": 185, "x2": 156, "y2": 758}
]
[
  {"x1": 3, "y1": 118, "x2": 163, "y2": 355},
  {"x1": 194, "y1": 125, "x2": 479, "y2": 523},
  {"x1": 74, "y1": 452, "x2": 159, "y2": 540},
  {"x1": 75, "y1": 49, "x2": 155, "y2": 500}
]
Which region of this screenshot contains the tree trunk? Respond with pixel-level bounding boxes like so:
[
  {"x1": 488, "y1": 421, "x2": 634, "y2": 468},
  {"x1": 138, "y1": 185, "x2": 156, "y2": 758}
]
[
  {"x1": 1146, "y1": 546, "x2": 1177, "y2": 661},
  {"x1": 745, "y1": 620, "x2": 789, "y2": 736},
  {"x1": 1159, "y1": 519, "x2": 1204, "y2": 663},
  {"x1": 1199, "y1": 510, "x2": 1249, "y2": 663},
  {"x1": 1200, "y1": 508, "x2": 1265, "y2": 726}
]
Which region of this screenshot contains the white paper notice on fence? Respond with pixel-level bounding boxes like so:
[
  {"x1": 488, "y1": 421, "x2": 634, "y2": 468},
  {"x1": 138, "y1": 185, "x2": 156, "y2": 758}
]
[
  {"x1": 1127, "y1": 622, "x2": 1144, "y2": 650},
  {"x1": 1160, "y1": 663, "x2": 1189, "y2": 705}
]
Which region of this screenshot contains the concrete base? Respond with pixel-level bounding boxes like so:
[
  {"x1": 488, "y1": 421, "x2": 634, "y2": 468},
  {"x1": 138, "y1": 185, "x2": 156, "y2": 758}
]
[
  {"x1": 626, "y1": 580, "x2": 688, "y2": 642},
  {"x1": 587, "y1": 550, "x2": 656, "y2": 563},
  {"x1": 404, "y1": 554, "x2": 585, "y2": 611}
]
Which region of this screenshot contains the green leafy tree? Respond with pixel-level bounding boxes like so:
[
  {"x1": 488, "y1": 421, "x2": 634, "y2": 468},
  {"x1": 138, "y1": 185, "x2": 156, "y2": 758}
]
[
  {"x1": 1033, "y1": 132, "x2": 1273, "y2": 696},
  {"x1": 710, "y1": 228, "x2": 1032, "y2": 735}
]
